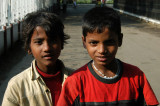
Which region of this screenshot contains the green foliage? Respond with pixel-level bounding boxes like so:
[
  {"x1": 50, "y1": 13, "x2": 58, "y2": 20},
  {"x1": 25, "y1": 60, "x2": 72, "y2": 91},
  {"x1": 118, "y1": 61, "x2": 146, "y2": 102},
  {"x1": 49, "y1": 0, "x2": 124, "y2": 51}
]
[
  {"x1": 106, "y1": 0, "x2": 113, "y2": 4},
  {"x1": 77, "y1": 0, "x2": 92, "y2": 4}
]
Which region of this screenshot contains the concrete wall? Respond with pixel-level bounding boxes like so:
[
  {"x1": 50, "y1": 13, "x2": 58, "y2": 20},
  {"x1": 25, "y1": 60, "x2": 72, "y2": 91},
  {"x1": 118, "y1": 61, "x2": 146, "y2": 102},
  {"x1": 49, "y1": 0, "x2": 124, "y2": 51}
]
[
  {"x1": 6, "y1": 26, "x2": 12, "y2": 51},
  {"x1": 0, "y1": 26, "x2": 12, "y2": 56},
  {"x1": 19, "y1": 22, "x2": 23, "y2": 40},
  {"x1": 0, "y1": 22, "x2": 22, "y2": 56},
  {"x1": 0, "y1": 30, "x2": 4, "y2": 55},
  {"x1": 114, "y1": 0, "x2": 160, "y2": 21},
  {"x1": 13, "y1": 23, "x2": 19, "y2": 44}
]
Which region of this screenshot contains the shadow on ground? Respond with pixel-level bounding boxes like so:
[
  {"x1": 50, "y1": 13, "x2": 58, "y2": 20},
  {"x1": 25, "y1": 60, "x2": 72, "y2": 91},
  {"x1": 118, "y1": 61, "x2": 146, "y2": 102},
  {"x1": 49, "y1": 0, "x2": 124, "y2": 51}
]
[{"x1": 0, "y1": 41, "x2": 27, "y2": 86}]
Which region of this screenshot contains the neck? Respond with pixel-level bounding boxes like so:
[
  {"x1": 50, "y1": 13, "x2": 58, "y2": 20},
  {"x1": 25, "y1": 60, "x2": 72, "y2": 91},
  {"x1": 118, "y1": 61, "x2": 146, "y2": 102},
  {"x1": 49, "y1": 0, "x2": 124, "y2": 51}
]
[
  {"x1": 36, "y1": 61, "x2": 59, "y2": 75},
  {"x1": 92, "y1": 59, "x2": 118, "y2": 78}
]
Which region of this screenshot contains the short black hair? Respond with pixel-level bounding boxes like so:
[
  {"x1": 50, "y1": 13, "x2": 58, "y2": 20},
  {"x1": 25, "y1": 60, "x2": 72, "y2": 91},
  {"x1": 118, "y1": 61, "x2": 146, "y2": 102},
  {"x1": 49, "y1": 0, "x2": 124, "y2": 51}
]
[
  {"x1": 22, "y1": 11, "x2": 69, "y2": 51},
  {"x1": 82, "y1": 6, "x2": 121, "y2": 38}
]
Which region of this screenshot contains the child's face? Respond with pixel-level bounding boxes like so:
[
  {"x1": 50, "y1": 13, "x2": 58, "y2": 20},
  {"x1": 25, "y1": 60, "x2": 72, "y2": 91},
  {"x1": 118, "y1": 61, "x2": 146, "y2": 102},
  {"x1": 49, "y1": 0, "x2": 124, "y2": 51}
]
[
  {"x1": 29, "y1": 26, "x2": 62, "y2": 70},
  {"x1": 82, "y1": 28, "x2": 122, "y2": 66}
]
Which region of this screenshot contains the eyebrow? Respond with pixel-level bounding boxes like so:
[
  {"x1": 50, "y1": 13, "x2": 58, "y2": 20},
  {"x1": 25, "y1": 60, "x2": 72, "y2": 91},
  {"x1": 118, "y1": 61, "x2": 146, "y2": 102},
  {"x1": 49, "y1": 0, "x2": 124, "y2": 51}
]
[
  {"x1": 32, "y1": 37, "x2": 44, "y2": 41},
  {"x1": 107, "y1": 39, "x2": 115, "y2": 41},
  {"x1": 89, "y1": 39, "x2": 98, "y2": 41}
]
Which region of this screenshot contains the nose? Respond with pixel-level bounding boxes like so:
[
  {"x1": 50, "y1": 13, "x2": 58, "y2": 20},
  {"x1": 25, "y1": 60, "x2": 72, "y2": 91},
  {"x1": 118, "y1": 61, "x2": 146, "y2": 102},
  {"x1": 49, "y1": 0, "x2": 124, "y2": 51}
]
[
  {"x1": 43, "y1": 41, "x2": 52, "y2": 52},
  {"x1": 97, "y1": 43, "x2": 107, "y2": 54}
]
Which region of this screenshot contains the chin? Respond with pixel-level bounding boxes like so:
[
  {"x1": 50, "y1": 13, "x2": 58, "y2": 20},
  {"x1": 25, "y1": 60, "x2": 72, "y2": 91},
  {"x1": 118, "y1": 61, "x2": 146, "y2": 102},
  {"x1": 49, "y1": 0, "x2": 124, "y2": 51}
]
[
  {"x1": 45, "y1": 61, "x2": 56, "y2": 67},
  {"x1": 98, "y1": 59, "x2": 113, "y2": 65},
  {"x1": 101, "y1": 62, "x2": 110, "y2": 66}
]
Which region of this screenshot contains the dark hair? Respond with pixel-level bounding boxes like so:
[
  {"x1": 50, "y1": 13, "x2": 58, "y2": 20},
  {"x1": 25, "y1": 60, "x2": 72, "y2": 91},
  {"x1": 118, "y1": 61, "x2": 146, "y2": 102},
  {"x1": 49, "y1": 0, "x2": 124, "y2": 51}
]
[
  {"x1": 82, "y1": 6, "x2": 121, "y2": 38},
  {"x1": 22, "y1": 11, "x2": 69, "y2": 51}
]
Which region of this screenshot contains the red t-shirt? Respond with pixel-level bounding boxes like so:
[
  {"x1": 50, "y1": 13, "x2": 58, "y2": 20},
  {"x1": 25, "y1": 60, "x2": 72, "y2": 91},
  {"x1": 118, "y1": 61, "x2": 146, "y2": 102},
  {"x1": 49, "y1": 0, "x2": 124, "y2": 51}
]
[
  {"x1": 36, "y1": 66, "x2": 62, "y2": 106},
  {"x1": 57, "y1": 60, "x2": 159, "y2": 106}
]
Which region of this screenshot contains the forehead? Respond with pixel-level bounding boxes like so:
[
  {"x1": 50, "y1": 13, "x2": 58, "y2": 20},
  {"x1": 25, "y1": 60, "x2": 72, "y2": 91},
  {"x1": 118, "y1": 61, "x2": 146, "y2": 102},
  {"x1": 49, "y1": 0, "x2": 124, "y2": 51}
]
[
  {"x1": 86, "y1": 28, "x2": 118, "y2": 40},
  {"x1": 31, "y1": 26, "x2": 58, "y2": 39},
  {"x1": 32, "y1": 26, "x2": 46, "y2": 37}
]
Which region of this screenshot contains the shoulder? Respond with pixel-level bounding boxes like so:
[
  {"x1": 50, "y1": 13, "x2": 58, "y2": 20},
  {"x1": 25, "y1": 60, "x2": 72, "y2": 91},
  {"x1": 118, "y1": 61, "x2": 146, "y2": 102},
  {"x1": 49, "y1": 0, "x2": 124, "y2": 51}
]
[
  {"x1": 62, "y1": 63, "x2": 89, "y2": 90},
  {"x1": 7, "y1": 67, "x2": 32, "y2": 88},
  {"x1": 59, "y1": 59, "x2": 88, "y2": 76},
  {"x1": 2, "y1": 67, "x2": 32, "y2": 105},
  {"x1": 57, "y1": 59, "x2": 74, "y2": 74},
  {"x1": 72, "y1": 63, "x2": 88, "y2": 75},
  {"x1": 66, "y1": 63, "x2": 89, "y2": 81},
  {"x1": 120, "y1": 60, "x2": 144, "y2": 76}
]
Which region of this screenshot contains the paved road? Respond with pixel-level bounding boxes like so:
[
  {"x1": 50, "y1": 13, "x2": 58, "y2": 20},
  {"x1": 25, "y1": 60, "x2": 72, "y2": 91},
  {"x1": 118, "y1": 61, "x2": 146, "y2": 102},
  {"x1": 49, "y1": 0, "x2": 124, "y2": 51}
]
[{"x1": 0, "y1": 4, "x2": 160, "y2": 105}]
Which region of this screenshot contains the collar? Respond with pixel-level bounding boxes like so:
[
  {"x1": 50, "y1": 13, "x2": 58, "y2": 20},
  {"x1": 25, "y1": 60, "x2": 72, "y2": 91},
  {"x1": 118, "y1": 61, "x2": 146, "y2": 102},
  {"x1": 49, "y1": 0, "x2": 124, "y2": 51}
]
[
  {"x1": 30, "y1": 59, "x2": 41, "y2": 80},
  {"x1": 88, "y1": 59, "x2": 123, "y2": 84},
  {"x1": 30, "y1": 59, "x2": 70, "y2": 86}
]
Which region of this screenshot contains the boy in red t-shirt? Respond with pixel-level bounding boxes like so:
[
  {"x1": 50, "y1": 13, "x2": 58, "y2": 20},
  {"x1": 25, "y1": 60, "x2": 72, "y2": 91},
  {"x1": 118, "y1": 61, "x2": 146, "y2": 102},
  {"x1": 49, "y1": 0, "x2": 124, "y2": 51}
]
[
  {"x1": 57, "y1": 6, "x2": 159, "y2": 106},
  {"x1": 2, "y1": 11, "x2": 73, "y2": 106}
]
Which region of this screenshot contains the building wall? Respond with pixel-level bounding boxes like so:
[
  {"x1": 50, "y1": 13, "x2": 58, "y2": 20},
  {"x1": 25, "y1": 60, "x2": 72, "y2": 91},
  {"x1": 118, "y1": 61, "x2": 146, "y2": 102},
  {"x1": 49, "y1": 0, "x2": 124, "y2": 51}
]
[{"x1": 114, "y1": 0, "x2": 160, "y2": 20}]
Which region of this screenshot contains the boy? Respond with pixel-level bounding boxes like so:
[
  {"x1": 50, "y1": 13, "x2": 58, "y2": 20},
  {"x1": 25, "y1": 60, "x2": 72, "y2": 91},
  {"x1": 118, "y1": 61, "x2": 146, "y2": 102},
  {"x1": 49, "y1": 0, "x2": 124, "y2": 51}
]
[
  {"x1": 57, "y1": 6, "x2": 159, "y2": 106},
  {"x1": 2, "y1": 11, "x2": 73, "y2": 106}
]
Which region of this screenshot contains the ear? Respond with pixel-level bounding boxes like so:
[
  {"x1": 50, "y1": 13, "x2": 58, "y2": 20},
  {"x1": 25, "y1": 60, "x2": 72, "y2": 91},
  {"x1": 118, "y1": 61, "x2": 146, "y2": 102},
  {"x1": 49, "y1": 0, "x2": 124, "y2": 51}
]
[
  {"x1": 118, "y1": 33, "x2": 123, "y2": 47},
  {"x1": 82, "y1": 36, "x2": 86, "y2": 49},
  {"x1": 28, "y1": 49, "x2": 32, "y2": 55}
]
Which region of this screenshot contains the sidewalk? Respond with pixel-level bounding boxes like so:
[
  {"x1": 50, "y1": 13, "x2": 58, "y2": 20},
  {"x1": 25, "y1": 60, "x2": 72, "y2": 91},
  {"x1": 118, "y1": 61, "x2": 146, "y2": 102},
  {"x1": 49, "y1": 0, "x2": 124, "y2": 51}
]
[{"x1": 0, "y1": 4, "x2": 160, "y2": 105}]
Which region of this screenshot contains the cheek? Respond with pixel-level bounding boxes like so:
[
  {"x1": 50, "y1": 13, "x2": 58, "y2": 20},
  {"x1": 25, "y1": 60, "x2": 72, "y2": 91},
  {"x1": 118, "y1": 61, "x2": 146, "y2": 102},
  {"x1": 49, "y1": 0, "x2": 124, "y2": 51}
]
[
  {"x1": 54, "y1": 41, "x2": 62, "y2": 49},
  {"x1": 53, "y1": 44, "x2": 62, "y2": 55},
  {"x1": 53, "y1": 43, "x2": 62, "y2": 50},
  {"x1": 86, "y1": 47, "x2": 96, "y2": 56},
  {"x1": 31, "y1": 45, "x2": 41, "y2": 53},
  {"x1": 108, "y1": 46, "x2": 118, "y2": 54},
  {"x1": 31, "y1": 48, "x2": 40, "y2": 56},
  {"x1": 56, "y1": 47, "x2": 61, "y2": 55}
]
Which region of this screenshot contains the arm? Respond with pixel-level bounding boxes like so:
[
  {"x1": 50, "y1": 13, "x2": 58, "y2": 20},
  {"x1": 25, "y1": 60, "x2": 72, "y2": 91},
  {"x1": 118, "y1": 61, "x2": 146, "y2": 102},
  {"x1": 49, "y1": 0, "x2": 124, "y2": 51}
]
[
  {"x1": 57, "y1": 75, "x2": 80, "y2": 105},
  {"x1": 140, "y1": 73, "x2": 159, "y2": 106},
  {"x1": 2, "y1": 83, "x2": 19, "y2": 106}
]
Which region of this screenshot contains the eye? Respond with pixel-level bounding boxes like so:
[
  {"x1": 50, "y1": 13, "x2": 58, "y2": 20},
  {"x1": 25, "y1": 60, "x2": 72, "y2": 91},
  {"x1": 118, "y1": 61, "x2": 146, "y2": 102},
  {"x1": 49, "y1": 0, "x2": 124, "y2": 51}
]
[
  {"x1": 34, "y1": 40, "x2": 42, "y2": 45},
  {"x1": 49, "y1": 39, "x2": 59, "y2": 44},
  {"x1": 89, "y1": 41, "x2": 98, "y2": 45},
  {"x1": 50, "y1": 36, "x2": 60, "y2": 44},
  {"x1": 105, "y1": 40, "x2": 116, "y2": 46},
  {"x1": 52, "y1": 39, "x2": 58, "y2": 43}
]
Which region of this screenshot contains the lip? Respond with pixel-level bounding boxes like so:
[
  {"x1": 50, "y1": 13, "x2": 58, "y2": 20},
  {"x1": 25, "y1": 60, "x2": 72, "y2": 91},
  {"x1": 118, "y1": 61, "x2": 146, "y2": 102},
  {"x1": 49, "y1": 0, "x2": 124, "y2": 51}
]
[
  {"x1": 96, "y1": 56, "x2": 109, "y2": 62},
  {"x1": 43, "y1": 54, "x2": 54, "y2": 60}
]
